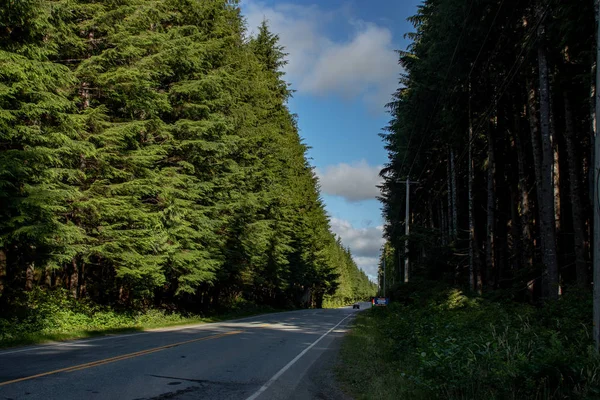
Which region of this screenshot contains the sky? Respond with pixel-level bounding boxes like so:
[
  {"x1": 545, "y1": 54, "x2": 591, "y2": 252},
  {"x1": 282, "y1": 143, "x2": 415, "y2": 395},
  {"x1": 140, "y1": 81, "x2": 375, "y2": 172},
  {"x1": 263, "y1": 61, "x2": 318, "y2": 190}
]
[{"x1": 240, "y1": 0, "x2": 422, "y2": 280}]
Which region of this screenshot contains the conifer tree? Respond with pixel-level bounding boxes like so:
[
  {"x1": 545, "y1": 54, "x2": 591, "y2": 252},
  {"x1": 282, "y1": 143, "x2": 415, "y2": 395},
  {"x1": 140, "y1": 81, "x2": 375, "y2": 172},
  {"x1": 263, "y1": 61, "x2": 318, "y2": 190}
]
[
  {"x1": 0, "y1": 0, "x2": 376, "y2": 311},
  {"x1": 0, "y1": 0, "x2": 90, "y2": 300}
]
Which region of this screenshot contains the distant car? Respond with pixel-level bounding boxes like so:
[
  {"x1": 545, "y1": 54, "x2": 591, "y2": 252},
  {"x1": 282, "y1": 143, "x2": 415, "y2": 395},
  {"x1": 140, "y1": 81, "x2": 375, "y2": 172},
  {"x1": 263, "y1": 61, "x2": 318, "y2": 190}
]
[{"x1": 353, "y1": 303, "x2": 360, "y2": 309}]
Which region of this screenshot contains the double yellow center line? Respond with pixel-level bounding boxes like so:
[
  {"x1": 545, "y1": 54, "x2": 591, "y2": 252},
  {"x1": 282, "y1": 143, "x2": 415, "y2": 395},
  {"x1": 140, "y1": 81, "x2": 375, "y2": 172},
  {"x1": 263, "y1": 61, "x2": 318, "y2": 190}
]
[{"x1": 0, "y1": 330, "x2": 242, "y2": 387}]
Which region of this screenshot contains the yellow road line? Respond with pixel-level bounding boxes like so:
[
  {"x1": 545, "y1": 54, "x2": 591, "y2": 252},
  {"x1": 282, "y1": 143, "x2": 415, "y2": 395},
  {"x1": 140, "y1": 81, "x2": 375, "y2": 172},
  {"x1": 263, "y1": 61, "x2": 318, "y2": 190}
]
[{"x1": 0, "y1": 330, "x2": 242, "y2": 387}]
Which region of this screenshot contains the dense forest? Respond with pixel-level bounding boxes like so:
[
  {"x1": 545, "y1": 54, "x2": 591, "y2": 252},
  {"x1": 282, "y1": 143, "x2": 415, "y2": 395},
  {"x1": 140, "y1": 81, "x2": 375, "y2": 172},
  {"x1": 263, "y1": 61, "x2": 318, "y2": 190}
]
[
  {"x1": 0, "y1": 0, "x2": 374, "y2": 319},
  {"x1": 379, "y1": 0, "x2": 596, "y2": 302},
  {"x1": 355, "y1": 2, "x2": 600, "y2": 397}
]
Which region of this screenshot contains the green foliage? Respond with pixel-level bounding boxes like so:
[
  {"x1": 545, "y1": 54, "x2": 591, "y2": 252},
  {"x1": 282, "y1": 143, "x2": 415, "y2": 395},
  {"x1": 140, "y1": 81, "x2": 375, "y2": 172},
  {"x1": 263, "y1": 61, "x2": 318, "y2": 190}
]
[
  {"x1": 323, "y1": 238, "x2": 376, "y2": 307},
  {"x1": 0, "y1": 0, "x2": 371, "y2": 327},
  {"x1": 0, "y1": 288, "x2": 137, "y2": 347},
  {"x1": 0, "y1": 288, "x2": 283, "y2": 348},
  {"x1": 339, "y1": 282, "x2": 600, "y2": 400},
  {"x1": 0, "y1": 0, "x2": 90, "y2": 285}
]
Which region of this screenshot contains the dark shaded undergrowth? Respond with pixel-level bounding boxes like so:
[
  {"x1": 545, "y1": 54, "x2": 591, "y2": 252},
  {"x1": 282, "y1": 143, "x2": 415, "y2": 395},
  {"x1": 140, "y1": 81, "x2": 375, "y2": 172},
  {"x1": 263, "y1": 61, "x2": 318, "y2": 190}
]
[{"x1": 338, "y1": 281, "x2": 600, "y2": 400}]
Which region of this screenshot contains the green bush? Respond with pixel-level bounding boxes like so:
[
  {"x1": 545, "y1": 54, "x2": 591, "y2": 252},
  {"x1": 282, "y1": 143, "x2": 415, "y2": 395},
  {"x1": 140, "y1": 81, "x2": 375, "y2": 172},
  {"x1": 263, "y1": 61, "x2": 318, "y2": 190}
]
[
  {"x1": 339, "y1": 282, "x2": 600, "y2": 400},
  {"x1": 0, "y1": 289, "x2": 134, "y2": 346},
  {"x1": 0, "y1": 288, "x2": 287, "y2": 348}
]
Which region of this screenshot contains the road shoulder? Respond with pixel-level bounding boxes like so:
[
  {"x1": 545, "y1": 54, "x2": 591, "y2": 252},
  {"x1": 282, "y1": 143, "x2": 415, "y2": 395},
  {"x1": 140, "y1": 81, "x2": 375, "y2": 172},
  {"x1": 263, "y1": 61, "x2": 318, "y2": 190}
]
[
  {"x1": 284, "y1": 312, "x2": 359, "y2": 400},
  {"x1": 292, "y1": 326, "x2": 354, "y2": 400}
]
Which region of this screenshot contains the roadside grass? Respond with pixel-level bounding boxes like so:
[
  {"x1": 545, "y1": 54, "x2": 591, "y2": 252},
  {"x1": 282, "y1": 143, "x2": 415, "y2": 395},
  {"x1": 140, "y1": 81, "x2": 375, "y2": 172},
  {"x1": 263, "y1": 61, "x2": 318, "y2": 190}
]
[
  {"x1": 337, "y1": 282, "x2": 600, "y2": 400},
  {"x1": 0, "y1": 289, "x2": 285, "y2": 349},
  {"x1": 336, "y1": 310, "x2": 419, "y2": 400},
  {"x1": 0, "y1": 327, "x2": 145, "y2": 349}
]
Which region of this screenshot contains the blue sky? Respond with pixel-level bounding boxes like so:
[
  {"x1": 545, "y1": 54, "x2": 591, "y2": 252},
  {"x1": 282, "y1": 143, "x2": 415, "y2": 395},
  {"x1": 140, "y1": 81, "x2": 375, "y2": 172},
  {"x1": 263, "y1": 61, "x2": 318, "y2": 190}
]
[{"x1": 241, "y1": 0, "x2": 422, "y2": 279}]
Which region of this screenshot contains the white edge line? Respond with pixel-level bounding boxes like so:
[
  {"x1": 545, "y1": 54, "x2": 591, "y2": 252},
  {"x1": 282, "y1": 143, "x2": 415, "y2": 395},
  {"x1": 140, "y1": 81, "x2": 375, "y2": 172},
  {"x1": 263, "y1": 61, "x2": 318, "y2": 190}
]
[{"x1": 245, "y1": 312, "x2": 354, "y2": 400}]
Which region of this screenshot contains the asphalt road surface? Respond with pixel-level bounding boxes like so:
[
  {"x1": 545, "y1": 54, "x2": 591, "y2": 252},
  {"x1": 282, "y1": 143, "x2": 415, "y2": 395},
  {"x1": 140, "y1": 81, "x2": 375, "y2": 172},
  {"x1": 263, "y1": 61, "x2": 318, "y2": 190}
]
[{"x1": 0, "y1": 303, "x2": 370, "y2": 400}]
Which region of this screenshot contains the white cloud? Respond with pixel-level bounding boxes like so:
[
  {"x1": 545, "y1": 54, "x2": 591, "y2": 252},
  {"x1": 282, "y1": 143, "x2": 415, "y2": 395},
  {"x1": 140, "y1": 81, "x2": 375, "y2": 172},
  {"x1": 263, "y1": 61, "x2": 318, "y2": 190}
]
[
  {"x1": 330, "y1": 217, "x2": 384, "y2": 279},
  {"x1": 300, "y1": 24, "x2": 398, "y2": 103},
  {"x1": 330, "y1": 218, "x2": 384, "y2": 257},
  {"x1": 242, "y1": 1, "x2": 398, "y2": 109},
  {"x1": 316, "y1": 160, "x2": 383, "y2": 202},
  {"x1": 354, "y1": 256, "x2": 381, "y2": 281}
]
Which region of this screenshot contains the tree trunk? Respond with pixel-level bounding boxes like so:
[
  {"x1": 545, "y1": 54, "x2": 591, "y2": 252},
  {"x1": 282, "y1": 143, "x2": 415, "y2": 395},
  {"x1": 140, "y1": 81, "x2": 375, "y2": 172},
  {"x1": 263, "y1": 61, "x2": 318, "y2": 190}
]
[
  {"x1": 588, "y1": 57, "x2": 595, "y2": 268},
  {"x1": 554, "y1": 142, "x2": 561, "y2": 294},
  {"x1": 592, "y1": 55, "x2": 597, "y2": 210},
  {"x1": 451, "y1": 148, "x2": 458, "y2": 240},
  {"x1": 536, "y1": 13, "x2": 559, "y2": 300},
  {"x1": 563, "y1": 91, "x2": 588, "y2": 287},
  {"x1": 429, "y1": 201, "x2": 435, "y2": 229},
  {"x1": 70, "y1": 258, "x2": 79, "y2": 299},
  {"x1": 592, "y1": 0, "x2": 600, "y2": 352},
  {"x1": 515, "y1": 118, "x2": 534, "y2": 270},
  {"x1": 0, "y1": 249, "x2": 5, "y2": 294},
  {"x1": 77, "y1": 262, "x2": 85, "y2": 299},
  {"x1": 508, "y1": 106, "x2": 524, "y2": 275},
  {"x1": 554, "y1": 145, "x2": 561, "y2": 231},
  {"x1": 526, "y1": 77, "x2": 545, "y2": 302},
  {"x1": 486, "y1": 125, "x2": 496, "y2": 289},
  {"x1": 50, "y1": 268, "x2": 57, "y2": 288},
  {"x1": 495, "y1": 108, "x2": 508, "y2": 288},
  {"x1": 510, "y1": 182, "x2": 522, "y2": 273},
  {"x1": 447, "y1": 153, "x2": 453, "y2": 242},
  {"x1": 437, "y1": 201, "x2": 443, "y2": 245},
  {"x1": 476, "y1": 228, "x2": 484, "y2": 295},
  {"x1": 527, "y1": 78, "x2": 544, "y2": 210},
  {"x1": 442, "y1": 195, "x2": 448, "y2": 245},
  {"x1": 25, "y1": 262, "x2": 34, "y2": 291},
  {"x1": 468, "y1": 84, "x2": 477, "y2": 292},
  {"x1": 549, "y1": 76, "x2": 561, "y2": 236}
]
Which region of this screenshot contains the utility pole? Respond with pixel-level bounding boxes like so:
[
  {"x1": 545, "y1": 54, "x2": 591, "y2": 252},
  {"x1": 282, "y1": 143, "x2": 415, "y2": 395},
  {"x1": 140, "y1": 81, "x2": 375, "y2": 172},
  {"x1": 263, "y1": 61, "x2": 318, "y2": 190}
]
[
  {"x1": 398, "y1": 252, "x2": 402, "y2": 287},
  {"x1": 401, "y1": 177, "x2": 418, "y2": 283},
  {"x1": 383, "y1": 255, "x2": 386, "y2": 297},
  {"x1": 405, "y1": 178, "x2": 410, "y2": 283},
  {"x1": 594, "y1": 0, "x2": 600, "y2": 351}
]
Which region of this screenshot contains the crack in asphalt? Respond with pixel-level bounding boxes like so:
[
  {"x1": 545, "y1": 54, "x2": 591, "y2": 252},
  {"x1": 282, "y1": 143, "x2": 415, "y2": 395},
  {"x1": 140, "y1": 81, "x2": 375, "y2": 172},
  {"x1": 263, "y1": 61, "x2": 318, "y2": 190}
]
[
  {"x1": 137, "y1": 374, "x2": 258, "y2": 400},
  {"x1": 147, "y1": 374, "x2": 254, "y2": 386}
]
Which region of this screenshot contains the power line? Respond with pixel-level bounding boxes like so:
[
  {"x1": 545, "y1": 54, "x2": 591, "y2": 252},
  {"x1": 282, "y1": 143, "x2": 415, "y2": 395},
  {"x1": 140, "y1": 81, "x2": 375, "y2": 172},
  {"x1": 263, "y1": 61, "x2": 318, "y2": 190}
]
[{"x1": 468, "y1": 0, "x2": 507, "y2": 79}]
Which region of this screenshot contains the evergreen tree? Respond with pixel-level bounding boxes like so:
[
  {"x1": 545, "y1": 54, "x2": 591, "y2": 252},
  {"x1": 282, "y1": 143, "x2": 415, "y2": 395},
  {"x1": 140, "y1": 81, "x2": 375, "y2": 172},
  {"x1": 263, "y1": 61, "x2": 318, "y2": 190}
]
[
  {"x1": 380, "y1": 0, "x2": 595, "y2": 300},
  {"x1": 0, "y1": 0, "x2": 90, "y2": 301},
  {"x1": 0, "y1": 0, "x2": 376, "y2": 313}
]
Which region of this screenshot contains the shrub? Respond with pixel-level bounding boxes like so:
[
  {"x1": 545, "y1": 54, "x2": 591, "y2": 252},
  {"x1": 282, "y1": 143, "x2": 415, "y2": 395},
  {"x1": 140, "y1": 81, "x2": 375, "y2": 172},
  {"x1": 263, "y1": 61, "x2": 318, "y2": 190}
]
[
  {"x1": 339, "y1": 281, "x2": 600, "y2": 400},
  {"x1": 0, "y1": 288, "x2": 285, "y2": 347}
]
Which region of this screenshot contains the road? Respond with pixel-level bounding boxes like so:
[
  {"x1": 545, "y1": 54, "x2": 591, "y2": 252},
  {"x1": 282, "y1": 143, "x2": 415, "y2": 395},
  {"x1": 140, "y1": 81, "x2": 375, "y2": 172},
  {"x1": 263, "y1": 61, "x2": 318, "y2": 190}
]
[{"x1": 0, "y1": 302, "x2": 370, "y2": 400}]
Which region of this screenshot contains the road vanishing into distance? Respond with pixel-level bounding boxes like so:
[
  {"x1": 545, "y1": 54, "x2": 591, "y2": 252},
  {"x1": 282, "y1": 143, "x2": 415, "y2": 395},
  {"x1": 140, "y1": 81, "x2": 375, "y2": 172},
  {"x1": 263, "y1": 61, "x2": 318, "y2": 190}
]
[{"x1": 0, "y1": 303, "x2": 370, "y2": 400}]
